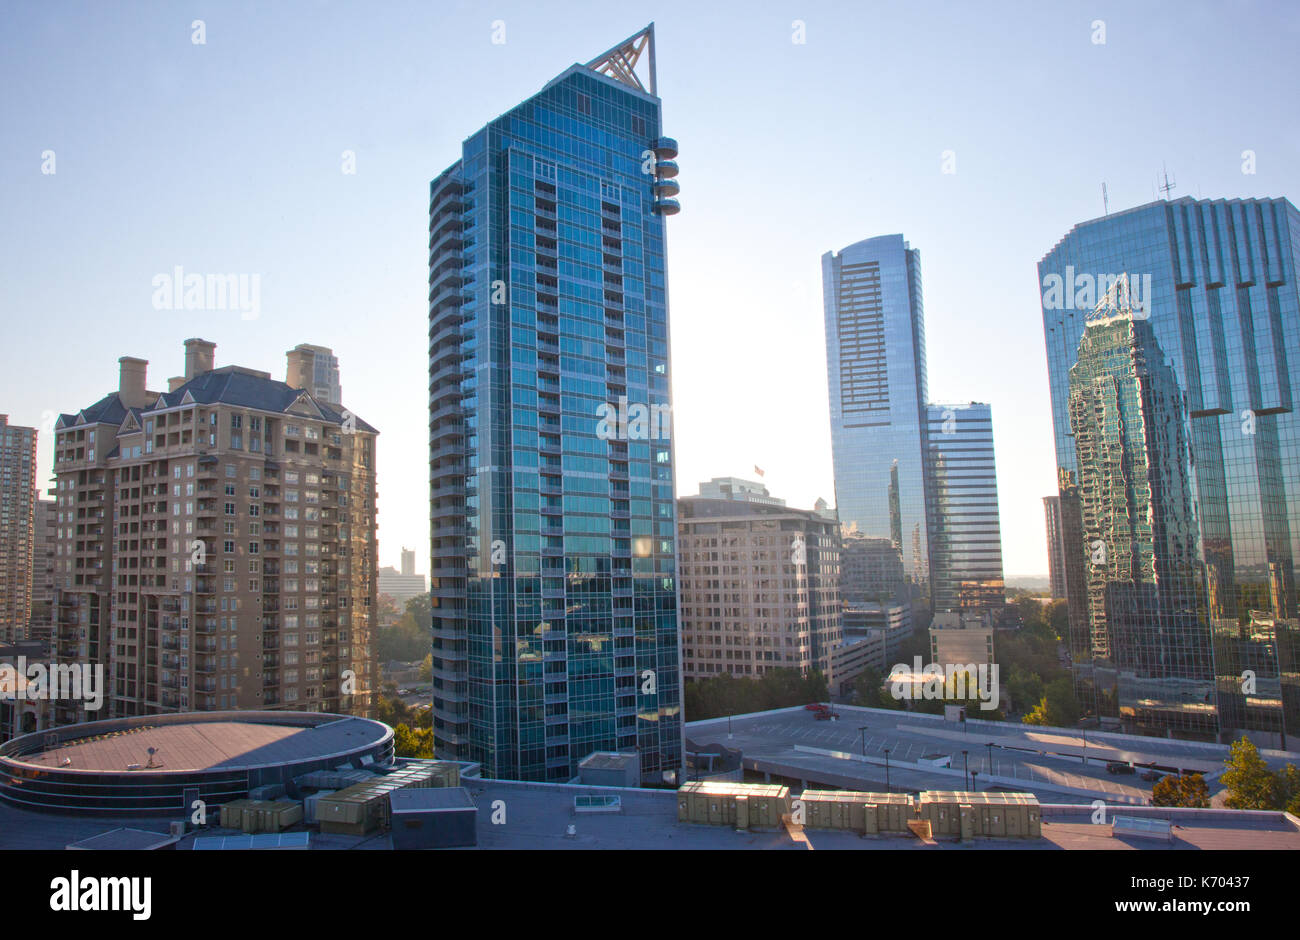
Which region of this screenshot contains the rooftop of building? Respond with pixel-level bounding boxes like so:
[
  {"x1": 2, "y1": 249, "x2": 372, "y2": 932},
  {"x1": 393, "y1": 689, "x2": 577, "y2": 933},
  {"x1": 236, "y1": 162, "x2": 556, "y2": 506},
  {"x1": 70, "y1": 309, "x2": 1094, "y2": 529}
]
[
  {"x1": 1038, "y1": 194, "x2": 1297, "y2": 263},
  {"x1": 56, "y1": 340, "x2": 374, "y2": 435},
  {"x1": 1, "y1": 772, "x2": 1294, "y2": 851},
  {"x1": 1, "y1": 712, "x2": 390, "y2": 774}
]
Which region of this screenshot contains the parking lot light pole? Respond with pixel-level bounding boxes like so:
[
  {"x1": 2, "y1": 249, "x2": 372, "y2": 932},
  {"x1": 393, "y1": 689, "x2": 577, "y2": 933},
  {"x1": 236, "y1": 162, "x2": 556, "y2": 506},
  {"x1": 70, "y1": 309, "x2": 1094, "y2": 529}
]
[
  {"x1": 963, "y1": 750, "x2": 969, "y2": 790},
  {"x1": 971, "y1": 770, "x2": 979, "y2": 792},
  {"x1": 884, "y1": 748, "x2": 891, "y2": 792},
  {"x1": 986, "y1": 742, "x2": 993, "y2": 776},
  {"x1": 859, "y1": 726, "x2": 868, "y2": 757}
]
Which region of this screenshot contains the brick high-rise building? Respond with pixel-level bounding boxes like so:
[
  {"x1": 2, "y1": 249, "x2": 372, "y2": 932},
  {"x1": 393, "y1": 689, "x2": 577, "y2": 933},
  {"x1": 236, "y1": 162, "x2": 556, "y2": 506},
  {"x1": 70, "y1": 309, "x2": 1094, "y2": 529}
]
[
  {"x1": 0, "y1": 416, "x2": 37, "y2": 644},
  {"x1": 285, "y1": 344, "x2": 343, "y2": 408},
  {"x1": 51, "y1": 338, "x2": 378, "y2": 726},
  {"x1": 678, "y1": 481, "x2": 841, "y2": 682},
  {"x1": 27, "y1": 494, "x2": 57, "y2": 645}
]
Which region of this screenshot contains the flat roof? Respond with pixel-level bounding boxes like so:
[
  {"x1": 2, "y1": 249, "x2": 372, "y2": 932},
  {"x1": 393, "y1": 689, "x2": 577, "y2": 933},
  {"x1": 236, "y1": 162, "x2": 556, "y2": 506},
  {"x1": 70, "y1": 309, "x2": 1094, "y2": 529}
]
[
  {"x1": 11, "y1": 717, "x2": 386, "y2": 773},
  {"x1": 2, "y1": 774, "x2": 1297, "y2": 850},
  {"x1": 579, "y1": 752, "x2": 636, "y2": 770},
  {"x1": 66, "y1": 827, "x2": 180, "y2": 850},
  {"x1": 389, "y1": 787, "x2": 476, "y2": 813}
]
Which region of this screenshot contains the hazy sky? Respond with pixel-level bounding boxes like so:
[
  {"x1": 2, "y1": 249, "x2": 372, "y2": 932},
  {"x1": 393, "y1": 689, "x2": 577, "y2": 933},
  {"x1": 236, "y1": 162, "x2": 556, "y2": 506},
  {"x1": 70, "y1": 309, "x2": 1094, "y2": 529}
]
[{"x1": 2, "y1": 0, "x2": 1297, "y2": 576}]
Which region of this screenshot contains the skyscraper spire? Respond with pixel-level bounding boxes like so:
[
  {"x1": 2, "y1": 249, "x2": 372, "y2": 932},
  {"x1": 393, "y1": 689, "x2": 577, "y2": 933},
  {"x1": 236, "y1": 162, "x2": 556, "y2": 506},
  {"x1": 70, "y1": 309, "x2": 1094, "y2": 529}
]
[{"x1": 585, "y1": 24, "x2": 656, "y2": 94}]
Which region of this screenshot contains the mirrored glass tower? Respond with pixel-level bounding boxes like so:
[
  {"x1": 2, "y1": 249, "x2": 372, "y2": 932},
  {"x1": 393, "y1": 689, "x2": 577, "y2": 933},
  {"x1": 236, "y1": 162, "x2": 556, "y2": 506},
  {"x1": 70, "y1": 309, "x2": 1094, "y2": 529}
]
[
  {"x1": 822, "y1": 235, "x2": 929, "y2": 593},
  {"x1": 427, "y1": 27, "x2": 683, "y2": 782},
  {"x1": 1040, "y1": 197, "x2": 1300, "y2": 746}
]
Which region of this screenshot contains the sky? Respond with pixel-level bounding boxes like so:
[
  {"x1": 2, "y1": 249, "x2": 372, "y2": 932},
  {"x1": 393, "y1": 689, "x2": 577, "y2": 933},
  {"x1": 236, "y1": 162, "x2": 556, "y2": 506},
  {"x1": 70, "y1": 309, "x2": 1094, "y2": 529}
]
[{"x1": 2, "y1": 0, "x2": 1298, "y2": 577}]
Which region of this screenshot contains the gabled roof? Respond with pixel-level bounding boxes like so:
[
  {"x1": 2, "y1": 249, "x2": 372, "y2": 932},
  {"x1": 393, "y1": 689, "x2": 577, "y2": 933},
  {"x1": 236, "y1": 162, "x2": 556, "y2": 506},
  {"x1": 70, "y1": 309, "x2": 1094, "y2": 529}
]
[
  {"x1": 59, "y1": 370, "x2": 376, "y2": 434},
  {"x1": 54, "y1": 393, "x2": 129, "y2": 430}
]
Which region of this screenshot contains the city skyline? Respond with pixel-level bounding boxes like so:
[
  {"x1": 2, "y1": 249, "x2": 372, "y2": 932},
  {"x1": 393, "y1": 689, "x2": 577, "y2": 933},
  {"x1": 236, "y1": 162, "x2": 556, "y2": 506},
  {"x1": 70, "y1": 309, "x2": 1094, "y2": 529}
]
[{"x1": 3, "y1": 1, "x2": 1299, "y2": 582}]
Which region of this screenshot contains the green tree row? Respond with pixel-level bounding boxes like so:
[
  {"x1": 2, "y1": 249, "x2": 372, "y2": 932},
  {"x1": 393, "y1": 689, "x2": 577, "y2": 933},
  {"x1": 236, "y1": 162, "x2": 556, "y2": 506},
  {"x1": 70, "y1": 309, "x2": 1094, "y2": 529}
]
[
  {"x1": 1219, "y1": 737, "x2": 1300, "y2": 814},
  {"x1": 375, "y1": 594, "x2": 433, "y2": 663},
  {"x1": 684, "y1": 668, "x2": 828, "y2": 721}
]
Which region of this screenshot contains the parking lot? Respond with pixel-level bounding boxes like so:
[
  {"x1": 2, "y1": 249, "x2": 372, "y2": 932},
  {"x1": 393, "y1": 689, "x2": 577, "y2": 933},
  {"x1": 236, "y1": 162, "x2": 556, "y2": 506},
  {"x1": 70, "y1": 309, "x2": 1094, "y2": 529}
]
[{"x1": 685, "y1": 704, "x2": 1265, "y2": 804}]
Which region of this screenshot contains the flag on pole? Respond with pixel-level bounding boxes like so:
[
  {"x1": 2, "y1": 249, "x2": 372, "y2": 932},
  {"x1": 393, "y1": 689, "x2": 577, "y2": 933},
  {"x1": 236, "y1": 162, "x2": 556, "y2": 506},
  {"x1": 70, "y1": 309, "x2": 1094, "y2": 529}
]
[{"x1": 754, "y1": 465, "x2": 765, "y2": 477}]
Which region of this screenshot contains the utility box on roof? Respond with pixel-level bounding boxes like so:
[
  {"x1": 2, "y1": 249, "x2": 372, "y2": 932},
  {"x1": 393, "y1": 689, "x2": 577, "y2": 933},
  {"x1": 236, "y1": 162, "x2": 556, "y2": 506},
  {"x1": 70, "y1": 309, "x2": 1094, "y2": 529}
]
[
  {"x1": 797, "y1": 791, "x2": 914, "y2": 833},
  {"x1": 578, "y1": 751, "x2": 640, "y2": 789},
  {"x1": 676, "y1": 781, "x2": 790, "y2": 829},
  {"x1": 388, "y1": 787, "x2": 477, "y2": 849},
  {"x1": 918, "y1": 791, "x2": 1041, "y2": 840}
]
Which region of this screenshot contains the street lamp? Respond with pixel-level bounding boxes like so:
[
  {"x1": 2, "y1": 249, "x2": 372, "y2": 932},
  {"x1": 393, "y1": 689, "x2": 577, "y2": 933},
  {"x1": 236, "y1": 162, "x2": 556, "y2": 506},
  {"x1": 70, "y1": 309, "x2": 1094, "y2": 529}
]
[
  {"x1": 971, "y1": 770, "x2": 979, "y2": 792},
  {"x1": 884, "y1": 748, "x2": 891, "y2": 792},
  {"x1": 986, "y1": 742, "x2": 993, "y2": 776},
  {"x1": 727, "y1": 713, "x2": 732, "y2": 739},
  {"x1": 962, "y1": 749, "x2": 969, "y2": 790},
  {"x1": 859, "y1": 726, "x2": 869, "y2": 757}
]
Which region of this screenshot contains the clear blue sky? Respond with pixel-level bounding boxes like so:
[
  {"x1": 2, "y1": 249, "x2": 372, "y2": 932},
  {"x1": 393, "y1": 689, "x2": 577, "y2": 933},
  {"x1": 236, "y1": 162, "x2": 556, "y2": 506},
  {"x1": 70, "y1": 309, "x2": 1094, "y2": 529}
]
[{"x1": 2, "y1": 0, "x2": 1297, "y2": 576}]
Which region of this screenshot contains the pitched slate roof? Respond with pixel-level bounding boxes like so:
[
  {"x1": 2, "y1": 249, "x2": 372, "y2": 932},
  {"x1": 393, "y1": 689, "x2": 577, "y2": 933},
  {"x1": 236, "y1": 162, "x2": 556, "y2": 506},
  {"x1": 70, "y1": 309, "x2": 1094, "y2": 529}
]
[{"x1": 61, "y1": 368, "x2": 376, "y2": 433}]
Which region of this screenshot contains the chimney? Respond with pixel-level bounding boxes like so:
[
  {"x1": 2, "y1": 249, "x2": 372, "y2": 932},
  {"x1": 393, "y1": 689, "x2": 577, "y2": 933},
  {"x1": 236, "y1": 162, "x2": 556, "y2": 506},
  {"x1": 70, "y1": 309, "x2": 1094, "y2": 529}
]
[
  {"x1": 168, "y1": 376, "x2": 187, "y2": 392},
  {"x1": 285, "y1": 345, "x2": 312, "y2": 392},
  {"x1": 118, "y1": 357, "x2": 150, "y2": 408},
  {"x1": 184, "y1": 338, "x2": 216, "y2": 381}
]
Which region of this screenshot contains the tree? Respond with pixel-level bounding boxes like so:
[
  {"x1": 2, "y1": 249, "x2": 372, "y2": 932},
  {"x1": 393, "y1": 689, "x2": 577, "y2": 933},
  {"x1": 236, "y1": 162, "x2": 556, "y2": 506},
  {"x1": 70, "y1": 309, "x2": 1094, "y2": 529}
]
[
  {"x1": 1272, "y1": 763, "x2": 1300, "y2": 815},
  {"x1": 375, "y1": 594, "x2": 433, "y2": 662},
  {"x1": 418, "y1": 653, "x2": 432, "y2": 683},
  {"x1": 1021, "y1": 677, "x2": 1079, "y2": 727},
  {"x1": 684, "y1": 668, "x2": 829, "y2": 721},
  {"x1": 393, "y1": 723, "x2": 434, "y2": 758},
  {"x1": 376, "y1": 593, "x2": 400, "y2": 627},
  {"x1": 1007, "y1": 671, "x2": 1044, "y2": 716},
  {"x1": 852, "y1": 667, "x2": 902, "y2": 710},
  {"x1": 1220, "y1": 737, "x2": 1276, "y2": 810},
  {"x1": 1151, "y1": 772, "x2": 1209, "y2": 808}
]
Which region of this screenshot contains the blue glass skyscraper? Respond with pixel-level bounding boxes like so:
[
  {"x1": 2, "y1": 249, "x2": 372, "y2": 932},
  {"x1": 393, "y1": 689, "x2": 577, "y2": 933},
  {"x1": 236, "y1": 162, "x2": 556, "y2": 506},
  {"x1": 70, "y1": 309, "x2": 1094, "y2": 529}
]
[
  {"x1": 1040, "y1": 196, "x2": 1300, "y2": 746},
  {"x1": 822, "y1": 235, "x2": 929, "y2": 591},
  {"x1": 427, "y1": 27, "x2": 683, "y2": 782},
  {"x1": 924, "y1": 402, "x2": 1006, "y2": 612}
]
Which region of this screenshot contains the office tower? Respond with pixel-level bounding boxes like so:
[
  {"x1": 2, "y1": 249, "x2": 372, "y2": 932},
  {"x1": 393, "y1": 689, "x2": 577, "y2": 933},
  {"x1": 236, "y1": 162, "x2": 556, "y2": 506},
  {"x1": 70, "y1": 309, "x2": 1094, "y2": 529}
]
[
  {"x1": 286, "y1": 344, "x2": 343, "y2": 407},
  {"x1": 677, "y1": 482, "x2": 840, "y2": 682},
  {"x1": 697, "y1": 476, "x2": 785, "y2": 505},
  {"x1": 378, "y1": 547, "x2": 427, "y2": 607},
  {"x1": 924, "y1": 403, "x2": 1006, "y2": 613},
  {"x1": 840, "y1": 535, "x2": 905, "y2": 603},
  {"x1": 0, "y1": 416, "x2": 37, "y2": 644},
  {"x1": 427, "y1": 27, "x2": 683, "y2": 783},
  {"x1": 27, "y1": 495, "x2": 57, "y2": 645},
  {"x1": 52, "y1": 338, "x2": 377, "y2": 726},
  {"x1": 1042, "y1": 495, "x2": 1067, "y2": 599},
  {"x1": 822, "y1": 235, "x2": 929, "y2": 592},
  {"x1": 1040, "y1": 196, "x2": 1300, "y2": 744},
  {"x1": 930, "y1": 610, "x2": 995, "y2": 671},
  {"x1": 1067, "y1": 304, "x2": 1214, "y2": 735}
]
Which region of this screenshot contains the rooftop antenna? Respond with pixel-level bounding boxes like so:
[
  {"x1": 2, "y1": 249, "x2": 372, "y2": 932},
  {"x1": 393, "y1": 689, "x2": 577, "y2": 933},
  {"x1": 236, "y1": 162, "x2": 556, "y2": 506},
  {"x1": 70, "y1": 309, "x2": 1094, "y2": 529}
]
[
  {"x1": 1102, "y1": 182, "x2": 1109, "y2": 216},
  {"x1": 1158, "y1": 163, "x2": 1177, "y2": 200}
]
